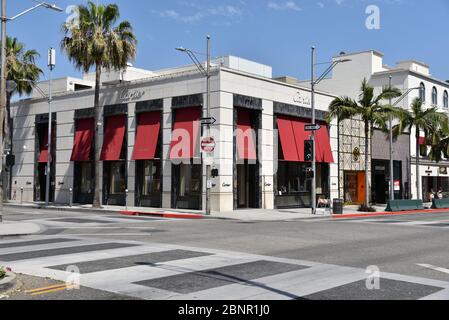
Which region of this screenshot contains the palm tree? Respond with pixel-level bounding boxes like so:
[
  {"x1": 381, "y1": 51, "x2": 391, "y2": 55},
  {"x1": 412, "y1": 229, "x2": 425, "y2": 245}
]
[
  {"x1": 327, "y1": 79, "x2": 401, "y2": 209},
  {"x1": 428, "y1": 131, "x2": 449, "y2": 163},
  {"x1": 393, "y1": 98, "x2": 449, "y2": 200},
  {"x1": 2, "y1": 37, "x2": 42, "y2": 200},
  {"x1": 62, "y1": 1, "x2": 137, "y2": 208}
]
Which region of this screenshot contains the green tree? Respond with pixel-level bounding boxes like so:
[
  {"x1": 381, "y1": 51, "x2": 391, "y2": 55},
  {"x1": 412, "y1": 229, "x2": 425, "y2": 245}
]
[
  {"x1": 327, "y1": 78, "x2": 401, "y2": 209},
  {"x1": 393, "y1": 98, "x2": 449, "y2": 200},
  {"x1": 61, "y1": 1, "x2": 137, "y2": 208},
  {"x1": 2, "y1": 37, "x2": 42, "y2": 200}
]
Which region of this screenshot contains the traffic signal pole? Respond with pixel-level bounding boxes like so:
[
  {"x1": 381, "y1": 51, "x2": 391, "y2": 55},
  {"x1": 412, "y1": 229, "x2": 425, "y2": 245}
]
[{"x1": 310, "y1": 47, "x2": 317, "y2": 215}]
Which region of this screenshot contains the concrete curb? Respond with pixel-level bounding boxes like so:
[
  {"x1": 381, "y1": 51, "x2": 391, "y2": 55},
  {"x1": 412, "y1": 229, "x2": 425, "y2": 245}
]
[
  {"x1": 333, "y1": 208, "x2": 449, "y2": 219},
  {"x1": 0, "y1": 272, "x2": 16, "y2": 293},
  {"x1": 120, "y1": 211, "x2": 205, "y2": 219}
]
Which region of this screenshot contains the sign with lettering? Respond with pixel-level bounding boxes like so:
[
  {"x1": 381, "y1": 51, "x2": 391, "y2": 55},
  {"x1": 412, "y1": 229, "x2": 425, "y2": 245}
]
[
  {"x1": 119, "y1": 88, "x2": 146, "y2": 102},
  {"x1": 293, "y1": 91, "x2": 311, "y2": 107}
]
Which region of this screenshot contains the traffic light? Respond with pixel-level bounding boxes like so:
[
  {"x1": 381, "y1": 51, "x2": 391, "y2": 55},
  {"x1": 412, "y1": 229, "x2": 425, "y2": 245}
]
[{"x1": 304, "y1": 140, "x2": 314, "y2": 162}]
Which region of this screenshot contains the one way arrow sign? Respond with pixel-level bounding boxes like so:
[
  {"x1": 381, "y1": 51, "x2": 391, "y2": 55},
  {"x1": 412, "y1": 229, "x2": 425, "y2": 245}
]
[{"x1": 200, "y1": 117, "x2": 217, "y2": 126}]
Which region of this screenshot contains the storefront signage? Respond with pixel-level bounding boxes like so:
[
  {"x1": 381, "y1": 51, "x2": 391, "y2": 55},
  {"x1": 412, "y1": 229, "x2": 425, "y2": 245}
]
[
  {"x1": 293, "y1": 91, "x2": 311, "y2": 107},
  {"x1": 233, "y1": 94, "x2": 262, "y2": 110},
  {"x1": 136, "y1": 99, "x2": 163, "y2": 113},
  {"x1": 274, "y1": 102, "x2": 328, "y2": 121},
  {"x1": 119, "y1": 88, "x2": 146, "y2": 102},
  {"x1": 394, "y1": 180, "x2": 401, "y2": 191},
  {"x1": 172, "y1": 94, "x2": 204, "y2": 109},
  {"x1": 440, "y1": 167, "x2": 448, "y2": 175}
]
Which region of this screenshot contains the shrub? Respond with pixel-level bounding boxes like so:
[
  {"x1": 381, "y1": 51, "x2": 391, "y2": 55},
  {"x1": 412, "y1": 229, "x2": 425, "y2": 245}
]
[{"x1": 0, "y1": 267, "x2": 5, "y2": 280}]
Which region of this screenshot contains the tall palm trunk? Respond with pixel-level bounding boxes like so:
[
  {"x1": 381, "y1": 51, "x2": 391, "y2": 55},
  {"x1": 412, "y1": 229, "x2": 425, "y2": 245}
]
[
  {"x1": 416, "y1": 128, "x2": 421, "y2": 201},
  {"x1": 365, "y1": 120, "x2": 370, "y2": 207},
  {"x1": 3, "y1": 92, "x2": 12, "y2": 201},
  {"x1": 93, "y1": 63, "x2": 102, "y2": 208}
]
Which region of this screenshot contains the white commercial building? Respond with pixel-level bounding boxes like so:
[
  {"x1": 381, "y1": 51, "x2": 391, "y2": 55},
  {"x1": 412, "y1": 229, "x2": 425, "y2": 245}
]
[{"x1": 10, "y1": 56, "x2": 339, "y2": 213}]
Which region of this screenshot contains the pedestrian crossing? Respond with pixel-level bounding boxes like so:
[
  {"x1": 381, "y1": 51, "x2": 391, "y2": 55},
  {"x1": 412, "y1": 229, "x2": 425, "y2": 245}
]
[
  {"x1": 1, "y1": 235, "x2": 449, "y2": 300},
  {"x1": 342, "y1": 218, "x2": 449, "y2": 229}
]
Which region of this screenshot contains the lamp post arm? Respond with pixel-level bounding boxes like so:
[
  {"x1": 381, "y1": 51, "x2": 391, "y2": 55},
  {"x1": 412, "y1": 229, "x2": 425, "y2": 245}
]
[
  {"x1": 315, "y1": 61, "x2": 339, "y2": 85},
  {"x1": 185, "y1": 50, "x2": 207, "y2": 76},
  {"x1": 392, "y1": 88, "x2": 421, "y2": 107}
]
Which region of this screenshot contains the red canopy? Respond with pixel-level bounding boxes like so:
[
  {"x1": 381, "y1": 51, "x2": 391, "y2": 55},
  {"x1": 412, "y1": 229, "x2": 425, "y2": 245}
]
[
  {"x1": 71, "y1": 118, "x2": 95, "y2": 162},
  {"x1": 132, "y1": 112, "x2": 161, "y2": 160},
  {"x1": 100, "y1": 115, "x2": 126, "y2": 161},
  {"x1": 170, "y1": 107, "x2": 201, "y2": 159},
  {"x1": 277, "y1": 115, "x2": 334, "y2": 163},
  {"x1": 236, "y1": 108, "x2": 257, "y2": 160},
  {"x1": 277, "y1": 116, "x2": 300, "y2": 162},
  {"x1": 38, "y1": 127, "x2": 55, "y2": 163}
]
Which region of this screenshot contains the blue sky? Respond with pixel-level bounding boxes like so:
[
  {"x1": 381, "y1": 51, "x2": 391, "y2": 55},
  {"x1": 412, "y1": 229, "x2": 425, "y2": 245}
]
[{"x1": 7, "y1": 0, "x2": 449, "y2": 90}]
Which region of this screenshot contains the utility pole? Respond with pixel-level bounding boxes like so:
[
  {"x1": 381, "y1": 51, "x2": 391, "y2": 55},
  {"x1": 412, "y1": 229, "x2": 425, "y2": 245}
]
[
  {"x1": 389, "y1": 76, "x2": 395, "y2": 202},
  {"x1": 45, "y1": 48, "x2": 55, "y2": 206},
  {"x1": 205, "y1": 35, "x2": 211, "y2": 216},
  {"x1": 310, "y1": 47, "x2": 317, "y2": 215},
  {"x1": 0, "y1": 0, "x2": 6, "y2": 222}
]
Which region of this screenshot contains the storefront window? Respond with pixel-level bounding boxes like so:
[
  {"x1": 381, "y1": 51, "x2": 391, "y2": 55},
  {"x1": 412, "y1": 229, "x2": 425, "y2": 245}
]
[
  {"x1": 142, "y1": 161, "x2": 161, "y2": 196},
  {"x1": 80, "y1": 162, "x2": 94, "y2": 194},
  {"x1": 277, "y1": 162, "x2": 310, "y2": 195},
  {"x1": 179, "y1": 164, "x2": 201, "y2": 197},
  {"x1": 110, "y1": 162, "x2": 126, "y2": 195}
]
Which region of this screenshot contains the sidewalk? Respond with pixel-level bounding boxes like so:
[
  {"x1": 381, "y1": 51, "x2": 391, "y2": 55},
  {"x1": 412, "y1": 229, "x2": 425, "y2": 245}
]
[
  {"x1": 4, "y1": 202, "x2": 333, "y2": 221},
  {"x1": 1, "y1": 201, "x2": 442, "y2": 223}
]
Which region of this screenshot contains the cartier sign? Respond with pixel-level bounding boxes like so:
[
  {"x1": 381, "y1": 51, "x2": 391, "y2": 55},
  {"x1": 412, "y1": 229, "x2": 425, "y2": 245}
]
[
  {"x1": 293, "y1": 91, "x2": 311, "y2": 107},
  {"x1": 120, "y1": 88, "x2": 146, "y2": 102}
]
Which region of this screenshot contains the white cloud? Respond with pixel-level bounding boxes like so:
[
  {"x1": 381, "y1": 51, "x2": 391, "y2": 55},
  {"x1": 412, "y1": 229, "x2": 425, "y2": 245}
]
[
  {"x1": 268, "y1": 1, "x2": 302, "y2": 12},
  {"x1": 154, "y1": 2, "x2": 244, "y2": 24}
]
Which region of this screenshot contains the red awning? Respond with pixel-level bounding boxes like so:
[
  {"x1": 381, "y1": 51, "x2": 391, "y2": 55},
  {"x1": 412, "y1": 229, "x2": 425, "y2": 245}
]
[
  {"x1": 170, "y1": 107, "x2": 201, "y2": 159},
  {"x1": 236, "y1": 108, "x2": 257, "y2": 160},
  {"x1": 283, "y1": 117, "x2": 334, "y2": 163},
  {"x1": 132, "y1": 112, "x2": 161, "y2": 160},
  {"x1": 277, "y1": 116, "x2": 300, "y2": 162},
  {"x1": 71, "y1": 118, "x2": 95, "y2": 162},
  {"x1": 38, "y1": 127, "x2": 55, "y2": 164},
  {"x1": 100, "y1": 115, "x2": 126, "y2": 161},
  {"x1": 38, "y1": 131, "x2": 49, "y2": 163},
  {"x1": 315, "y1": 124, "x2": 335, "y2": 163},
  {"x1": 419, "y1": 137, "x2": 426, "y2": 145},
  {"x1": 291, "y1": 119, "x2": 307, "y2": 162}
]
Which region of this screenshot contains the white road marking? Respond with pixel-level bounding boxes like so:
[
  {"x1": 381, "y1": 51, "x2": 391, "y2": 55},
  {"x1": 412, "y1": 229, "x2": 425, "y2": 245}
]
[{"x1": 417, "y1": 264, "x2": 449, "y2": 275}]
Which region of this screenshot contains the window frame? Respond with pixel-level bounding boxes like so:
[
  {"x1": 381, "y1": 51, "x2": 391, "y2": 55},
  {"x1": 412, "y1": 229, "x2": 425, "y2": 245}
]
[{"x1": 432, "y1": 86, "x2": 438, "y2": 106}]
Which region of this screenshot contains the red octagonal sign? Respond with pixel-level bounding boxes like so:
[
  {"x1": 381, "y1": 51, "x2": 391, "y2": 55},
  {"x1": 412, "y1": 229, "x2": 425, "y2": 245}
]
[{"x1": 201, "y1": 137, "x2": 216, "y2": 153}]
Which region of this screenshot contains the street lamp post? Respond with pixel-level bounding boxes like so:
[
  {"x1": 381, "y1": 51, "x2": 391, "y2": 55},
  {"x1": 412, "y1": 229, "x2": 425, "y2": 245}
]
[
  {"x1": 310, "y1": 47, "x2": 350, "y2": 215},
  {"x1": 0, "y1": 0, "x2": 62, "y2": 222},
  {"x1": 176, "y1": 36, "x2": 212, "y2": 216},
  {"x1": 389, "y1": 76, "x2": 394, "y2": 202},
  {"x1": 46, "y1": 48, "x2": 55, "y2": 206}
]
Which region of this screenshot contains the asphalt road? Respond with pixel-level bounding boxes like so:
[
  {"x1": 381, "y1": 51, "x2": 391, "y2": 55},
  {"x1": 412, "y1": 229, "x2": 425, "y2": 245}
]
[{"x1": 1, "y1": 206, "x2": 449, "y2": 300}]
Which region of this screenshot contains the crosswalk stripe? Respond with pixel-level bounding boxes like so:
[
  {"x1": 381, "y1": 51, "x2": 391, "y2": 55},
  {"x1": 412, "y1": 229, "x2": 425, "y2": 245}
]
[{"x1": 4, "y1": 236, "x2": 449, "y2": 300}]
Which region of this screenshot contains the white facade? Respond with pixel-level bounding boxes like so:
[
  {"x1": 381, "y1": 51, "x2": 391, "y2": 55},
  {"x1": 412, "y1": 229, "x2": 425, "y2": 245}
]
[
  {"x1": 10, "y1": 57, "x2": 338, "y2": 213},
  {"x1": 300, "y1": 50, "x2": 449, "y2": 201}
]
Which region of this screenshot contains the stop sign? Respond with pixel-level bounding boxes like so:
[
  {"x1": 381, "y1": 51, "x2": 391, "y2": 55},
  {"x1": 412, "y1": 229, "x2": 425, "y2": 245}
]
[{"x1": 201, "y1": 137, "x2": 216, "y2": 153}]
